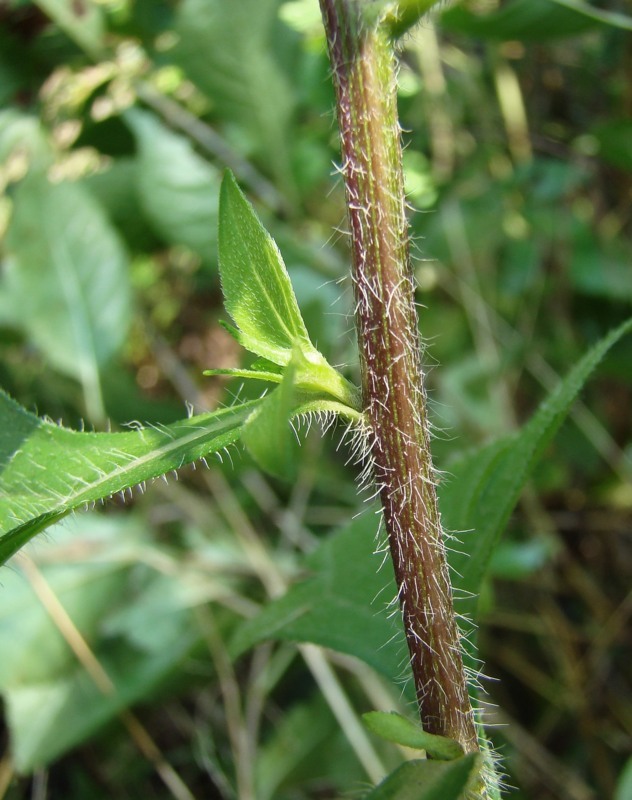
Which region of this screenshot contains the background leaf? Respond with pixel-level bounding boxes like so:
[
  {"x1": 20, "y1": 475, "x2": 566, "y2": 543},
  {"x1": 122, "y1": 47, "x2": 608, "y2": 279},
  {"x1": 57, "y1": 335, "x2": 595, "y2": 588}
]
[
  {"x1": 169, "y1": 0, "x2": 296, "y2": 194},
  {"x1": 592, "y1": 119, "x2": 632, "y2": 173},
  {"x1": 548, "y1": 0, "x2": 632, "y2": 31},
  {"x1": 441, "y1": 317, "x2": 632, "y2": 621},
  {"x1": 441, "y1": 0, "x2": 601, "y2": 40},
  {"x1": 126, "y1": 109, "x2": 221, "y2": 267},
  {"x1": 2, "y1": 171, "x2": 131, "y2": 422},
  {"x1": 255, "y1": 693, "x2": 362, "y2": 800},
  {"x1": 615, "y1": 757, "x2": 632, "y2": 800},
  {"x1": 0, "y1": 516, "x2": 199, "y2": 771},
  {"x1": 230, "y1": 510, "x2": 405, "y2": 682},
  {"x1": 33, "y1": 0, "x2": 105, "y2": 57}
]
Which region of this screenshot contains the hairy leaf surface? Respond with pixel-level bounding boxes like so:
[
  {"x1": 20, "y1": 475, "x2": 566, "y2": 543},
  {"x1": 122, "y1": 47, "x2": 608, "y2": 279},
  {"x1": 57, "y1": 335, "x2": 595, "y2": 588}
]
[
  {"x1": 0, "y1": 392, "x2": 258, "y2": 565},
  {"x1": 219, "y1": 171, "x2": 313, "y2": 365}
]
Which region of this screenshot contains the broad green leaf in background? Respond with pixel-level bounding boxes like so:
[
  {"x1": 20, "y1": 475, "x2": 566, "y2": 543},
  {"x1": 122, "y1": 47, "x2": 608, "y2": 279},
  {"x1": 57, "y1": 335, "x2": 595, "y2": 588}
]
[
  {"x1": 0, "y1": 34, "x2": 21, "y2": 107},
  {"x1": 442, "y1": 317, "x2": 632, "y2": 622},
  {"x1": 231, "y1": 511, "x2": 400, "y2": 672},
  {"x1": 363, "y1": 754, "x2": 481, "y2": 800},
  {"x1": 0, "y1": 518, "x2": 141, "y2": 689},
  {"x1": 230, "y1": 511, "x2": 406, "y2": 683},
  {"x1": 2, "y1": 170, "x2": 131, "y2": 423},
  {"x1": 82, "y1": 157, "x2": 158, "y2": 253},
  {"x1": 570, "y1": 226, "x2": 632, "y2": 303},
  {"x1": 0, "y1": 517, "x2": 200, "y2": 770},
  {"x1": 169, "y1": 0, "x2": 296, "y2": 194},
  {"x1": 0, "y1": 390, "x2": 259, "y2": 565},
  {"x1": 6, "y1": 636, "x2": 195, "y2": 772},
  {"x1": 0, "y1": 110, "x2": 49, "y2": 167},
  {"x1": 363, "y1": 711, "x2": 464, "y2": 761},
  {"x1": 440, "y1": 0, "x2": 603, "y2": 40},
  {"x1": 549, "y1": 0, "x2": 632, "y2": 31},
  {"x1": 125, "y1": 109, "x2": 221, "y2": 267}
]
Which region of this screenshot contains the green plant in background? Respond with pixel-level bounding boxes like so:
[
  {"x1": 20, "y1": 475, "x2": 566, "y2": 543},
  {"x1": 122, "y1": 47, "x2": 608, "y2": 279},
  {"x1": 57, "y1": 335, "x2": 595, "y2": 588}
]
[{"x1": 1, "y1": 1, "x2": 632, "y2": 799}]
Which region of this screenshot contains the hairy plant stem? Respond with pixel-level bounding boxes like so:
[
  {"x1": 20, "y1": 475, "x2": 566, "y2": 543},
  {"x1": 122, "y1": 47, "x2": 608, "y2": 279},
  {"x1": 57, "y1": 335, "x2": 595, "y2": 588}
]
[{"x1": 319, "y1": 0, "x2": 479, "y2": 753}]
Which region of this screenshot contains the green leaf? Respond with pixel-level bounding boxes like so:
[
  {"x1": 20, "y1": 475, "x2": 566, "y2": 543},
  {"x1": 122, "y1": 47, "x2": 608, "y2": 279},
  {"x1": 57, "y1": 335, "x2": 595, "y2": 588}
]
[
  {"x1": 218, "y1": 171, "x2": 361, "y2": 411},
  {"x1": 255, "y1": 694, "x2": 344, "y2": 800},
  {"x1": 219, "y1": 170, "x2": 313, "y2": 364},
  {"x1": 5, "y1": 637, "x2": 195, "y2": 772},
  {"x1": 230, "y1": 511, "x2": 405, "y2": 682},
  {"x1": 440, "y1": 0, "x2": 602, "y2": 40},
  {"x1": 32, "y1": 0, "x2": 105, "y2": 58},
  {"x1": 0, "y1": 111, "x2": 50, "y2": 167},
  {"x1": 615, "y1": 757, "x2": 632, "y2": 800},
  {"x1": 548, "y1": 0, "x2": 632, "y2": 32},
  {"x1": 82, "y1": 158, "x2": 158, "y2": 253},
  {"x1": 442, "y1": 318, "x2": 632, "y2": 620},
  {"x1": 126, "y1": 109, "x2": 221, "y2": 267},
  {"x1": 489, "y1": 538, "x2": 558, "y2": 581},
  {"x1": 0, "y1": 35, "x2": 22, "y2": 107},
  {"x1": 241, "y1": 358, "x2": 299, "y2": 479},
  {"x1": 170, "y1": 0, "x2": 295, "y2": 193},
  {"x1": 0, "y1": 518, "x2": 137, "y2": 688},
  {"x1": 2, "y1": 171, "x2": 131, "y2": 422},
  {"x1": 0, "y1": 391, "x2": 259, "y2": 565},
  {"x1": 363, "y1": 754, "x2": 482, "y2": 800},
  {"x1": 363, "y1": 712, "x2": 464, "y2": 761},
  {"x1": 0, "y1": 517, "x2": 198, "y2": 770},
  {"x1": 570, "y1": 226, "x2": 632, "y2": 303}
]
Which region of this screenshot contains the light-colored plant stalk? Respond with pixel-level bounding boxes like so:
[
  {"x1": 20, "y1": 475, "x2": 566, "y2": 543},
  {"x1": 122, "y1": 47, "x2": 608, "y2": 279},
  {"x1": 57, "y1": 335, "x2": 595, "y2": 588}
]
[{"x1": 319, "y1": 0, "x2": 479, "y2": 754}]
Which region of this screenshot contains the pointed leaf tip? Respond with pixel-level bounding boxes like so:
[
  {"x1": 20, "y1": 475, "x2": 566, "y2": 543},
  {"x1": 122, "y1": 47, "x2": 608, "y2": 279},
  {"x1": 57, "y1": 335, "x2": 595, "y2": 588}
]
[
  {"x1": 218, "y1": 171, "x2": 313, "y2": 367},
  {"x1": 216, "y1": 172, "x2": 361, "y2": 414}
]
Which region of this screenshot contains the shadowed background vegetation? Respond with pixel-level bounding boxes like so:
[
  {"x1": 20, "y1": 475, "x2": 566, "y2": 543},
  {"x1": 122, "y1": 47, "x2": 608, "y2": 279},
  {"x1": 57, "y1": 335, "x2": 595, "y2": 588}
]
[{"x1": 0, "y1": 1, "x2": 631, "y2": 798}]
